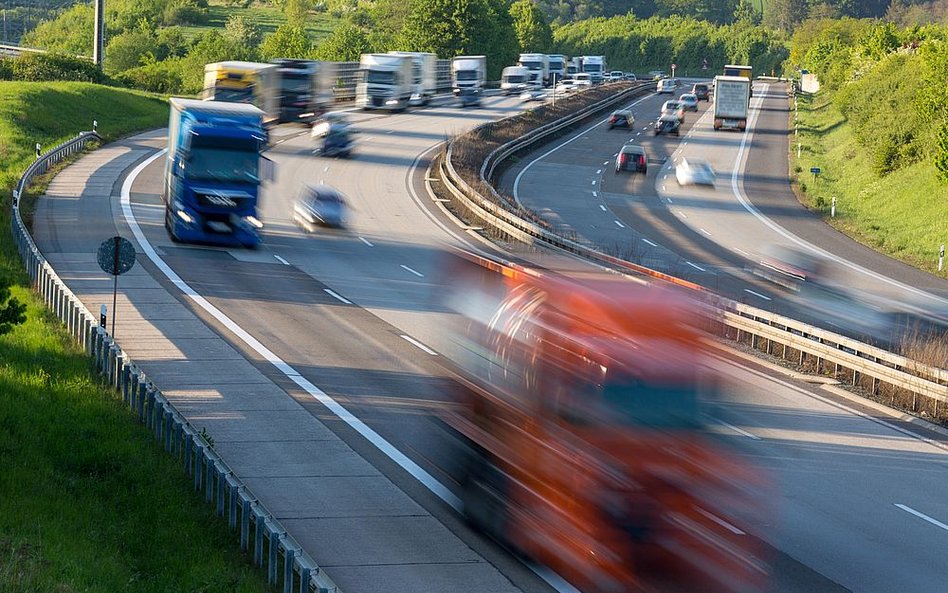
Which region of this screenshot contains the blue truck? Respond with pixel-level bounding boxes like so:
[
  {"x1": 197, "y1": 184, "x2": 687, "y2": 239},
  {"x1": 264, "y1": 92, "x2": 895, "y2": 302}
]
[{"x1": 163, "y1": 98, "x2": 271, "y2": 247}]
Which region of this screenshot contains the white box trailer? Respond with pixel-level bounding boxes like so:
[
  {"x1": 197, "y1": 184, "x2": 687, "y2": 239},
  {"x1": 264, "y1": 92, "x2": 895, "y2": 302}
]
[
  {"x1": 389, "y1": 51, "x2": 438, "y2": 106},
  {"x1": 712, "y1": 75, "x2": 751, "y2": 130}
]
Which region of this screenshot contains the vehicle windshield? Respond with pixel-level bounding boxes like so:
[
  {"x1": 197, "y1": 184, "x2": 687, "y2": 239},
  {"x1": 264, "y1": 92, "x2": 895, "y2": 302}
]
[
  {"x1": 456, "y1": 70, "x2": 478, "y2": 81},
  {"x1": 584, "y1": 64, "x2": 602, "y2": 72},
  {"x1": 366, "y1": 70, "x2": 396, "y2": 85},
  {"x1": 504, "y1": 75, "x2": 526, "y2": 84},
  {"x1": 559, "y1": 371, "x2": 700, "y2": 429},
  {"x1": 209, "y1": 87, "x2": 253, "y2": 103},
  {"x1": 521, "y1": 61, "x2": 543, "y2": 70},
  {"x1": 280, "y1": 76, "x2": 311, "y2": 93},
  {"x1": 187, "y1": 147, "x2": 260, "y2": 184}
]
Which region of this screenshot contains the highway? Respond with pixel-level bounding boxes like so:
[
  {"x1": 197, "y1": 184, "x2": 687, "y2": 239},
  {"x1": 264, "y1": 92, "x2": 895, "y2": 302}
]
[{"x1": 33, "y1": 85, "x2": 948, "y2": 593}]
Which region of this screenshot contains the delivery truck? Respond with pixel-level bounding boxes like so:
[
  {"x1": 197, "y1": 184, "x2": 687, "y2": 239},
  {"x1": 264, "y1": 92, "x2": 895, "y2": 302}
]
[
  {"x1": 356, "y1": 53, "x2": 413, "y2": 111},
  {"x1": 439, "y1": 249, "x2": 771, "y2": 593},
  {"x1": 547, "y1": 54, "x2": 567, "y2": 85},
  {"x1": 500, "y1": 65, "x2": 530, "y2": 95},
  {"x1": 712, "y1": 75, "x2": 751, "y2": 131},
  {"x1": 202, "y1": 61, "x2": 279, "y2": 127},
  {"x1": 518, "y1": 53, "x2": 549, "y2": 86},
  {"x1": 581, "y1": 55, "x2": 606, "y2": 84},
  {"x1": 452, "y1": 55, "x2": 487, "y2": 95},
  {"x1": 162, "y1": 98, "x2": 272, "y2": 247},
  {"x1": 389, "y1": 51, "x2": 438, "y2": 106},
  {"x1": 269, "y1": 58, "x2": 335, "y2": 124}
]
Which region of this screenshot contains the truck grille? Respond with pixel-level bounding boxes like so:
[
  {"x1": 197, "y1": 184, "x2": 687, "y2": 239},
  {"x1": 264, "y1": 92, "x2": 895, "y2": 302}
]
[{"x1": 195, "y1": 191, "x2": 247, "y2": 210}]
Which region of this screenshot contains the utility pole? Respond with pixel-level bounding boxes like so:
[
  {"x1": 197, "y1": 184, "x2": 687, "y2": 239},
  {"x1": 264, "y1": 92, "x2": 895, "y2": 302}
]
[{"x1": 93, "y1": 0, "x2": 104, "y2": 68}]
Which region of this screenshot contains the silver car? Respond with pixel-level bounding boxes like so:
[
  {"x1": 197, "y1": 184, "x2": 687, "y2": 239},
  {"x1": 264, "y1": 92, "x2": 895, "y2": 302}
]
[
  {"x1": 675, "y1": 158, "x2": 716, "y2": 186},
  {"x1": 294, "y1": 184, "x2": 348, "y2": 230}
]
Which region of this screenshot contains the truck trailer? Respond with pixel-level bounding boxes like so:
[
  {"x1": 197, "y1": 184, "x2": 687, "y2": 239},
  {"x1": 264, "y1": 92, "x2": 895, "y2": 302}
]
[
  {"x1": 452, "y1": 55, "x2": 487, "y2": 95},
  {"x1": 712, "y1": 75, "x2": 751, "y2": 130},
  {"x1": 439, "y1": 249, "x2": 771, "y2": 593},
  {"x1": 163, "y1": 98, "x2": 271, "y2": 247},
  {"x1": 389, "y1": 51, "x2": 438, "y2": 106},
  {"x1": 357, "y1": 53, "x2": 413, "y2": 111},
  {"x1": 202, "y1": 61, "x2": 280, "y2": 127},
  {"x1": 547, "y1": 54, "x2": 567, "y2": 85}
]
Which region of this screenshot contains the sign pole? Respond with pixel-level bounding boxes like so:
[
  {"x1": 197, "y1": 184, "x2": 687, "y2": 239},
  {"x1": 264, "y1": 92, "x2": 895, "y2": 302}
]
[{"x1": 111, "y1": 236, "x2": 119, "y2": 336}]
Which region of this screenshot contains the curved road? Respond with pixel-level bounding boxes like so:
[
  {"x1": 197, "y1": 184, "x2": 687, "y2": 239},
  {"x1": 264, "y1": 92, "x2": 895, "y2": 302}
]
[{"x1": 34, "y1": 86, "x2": 948, "y2": 593}]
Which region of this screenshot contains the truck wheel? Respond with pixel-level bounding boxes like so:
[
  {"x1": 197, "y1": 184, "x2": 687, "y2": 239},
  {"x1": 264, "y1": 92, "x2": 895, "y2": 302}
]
[
  {"x1": 461, "y1": 451, "x2": 509, "y2": 544},
  {"x1": 165, "y1": 210, "x2": 181, "y2": 243}
]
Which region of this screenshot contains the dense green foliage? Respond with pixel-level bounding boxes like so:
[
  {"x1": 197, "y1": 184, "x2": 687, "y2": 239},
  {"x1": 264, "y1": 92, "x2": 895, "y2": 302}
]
[
  {"x1": 790, "y1": 19, "x2": 948, "y2": 180},
  {"x1": 552, "y1": 14, "x2": 789, "y2": 74}
]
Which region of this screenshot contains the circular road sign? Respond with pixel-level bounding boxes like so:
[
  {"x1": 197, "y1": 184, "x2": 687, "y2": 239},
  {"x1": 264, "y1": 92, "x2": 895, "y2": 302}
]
[{"x1": 97, "y1": 236, "x2": 137, "y2": 276}]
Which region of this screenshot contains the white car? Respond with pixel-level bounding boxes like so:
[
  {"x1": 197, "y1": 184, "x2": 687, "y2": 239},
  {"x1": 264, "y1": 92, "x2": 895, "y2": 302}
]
[
  {"x1": 311, "y1": 111, "x2": 349, "y2": 138},
  {"x1": 554, "y1": 80, "x2": 578, "y2": 95},
  {"x1": 675, "y1": 158, "x2": 716, "y2": 186},
  {"x1": 656, "y1": 78, "x2": 676, "y2": 94},
  {"x1": 573, "y1": 73, "x2": 592, "y2": 87},
  {"x1": 678, "y1": 93, "x2": 699, "y2": 112}
]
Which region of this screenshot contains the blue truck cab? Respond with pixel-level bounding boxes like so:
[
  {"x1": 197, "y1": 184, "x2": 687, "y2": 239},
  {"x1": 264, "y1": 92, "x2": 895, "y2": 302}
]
[{"x1": 163, "y1": 98, "x2": 272, "y2": 248}]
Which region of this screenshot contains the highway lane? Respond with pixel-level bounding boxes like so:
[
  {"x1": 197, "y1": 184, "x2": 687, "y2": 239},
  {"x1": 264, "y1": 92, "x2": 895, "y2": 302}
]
[
  {"x1": 37, "y1": 86, "x2": 948, "y2": 593},
  {"x1": 502, "y1": 80, "x2": 948, "y2": 592}
]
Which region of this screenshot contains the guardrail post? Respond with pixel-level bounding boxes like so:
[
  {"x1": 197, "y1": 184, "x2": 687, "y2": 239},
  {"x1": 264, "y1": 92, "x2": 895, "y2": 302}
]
[
  {"x1": 299, "y1": 565, "x2": 311, "y2": 593},
  {"x1": 241, "y1": 492, "x2": 252, "y2": 551},
  {"x1": 154, "y1": 395, "x2": 164, "y2": 441},
  {"x1": 193, "y1": 444, "x2": 204, "y2": 492},
  {"x1": 283, "y1": 546, "x2": 295, "y2": 593},
  {"x1": 164, "y1": 409, "x2": 174, "y2": 452},
  {"x1": 137, "y1": 381, "x2": 148, "y2": 421},
  {"x1": 228, "y1": 475, "x2": 240, "y2": 531},
  {"x1": 204, "y1": 449, "x2": 215, "y2": 503},
  {"x1": 254, "y1": 507, "x2": 266, "y2": 566},
  {"x1": 216, "y1": 464, "x2": 227, "y2": 516},
  {"x1": 268, "y1": 525, "x2": 280, "y2": 584}
]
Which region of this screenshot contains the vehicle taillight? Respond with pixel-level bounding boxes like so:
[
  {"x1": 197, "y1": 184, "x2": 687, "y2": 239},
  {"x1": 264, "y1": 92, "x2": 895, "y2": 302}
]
[
  {"x1": 639, "y1": 155, "x2": 646, "y2": 166},
  {"x1": 619, "y1": 155, "x2": 628, "y2": 164}
]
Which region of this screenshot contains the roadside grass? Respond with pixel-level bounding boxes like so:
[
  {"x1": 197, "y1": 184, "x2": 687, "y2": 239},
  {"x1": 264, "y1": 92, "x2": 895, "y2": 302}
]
[
  {"x1": 176, "y1": 0, "x2": 342, "y2": 44},
  {"x1": 0, "y1": 81, "x2": 274, "y2": 593},
  {"x1": 790, "y1": 91, "x2": 948, "y2": 278}
]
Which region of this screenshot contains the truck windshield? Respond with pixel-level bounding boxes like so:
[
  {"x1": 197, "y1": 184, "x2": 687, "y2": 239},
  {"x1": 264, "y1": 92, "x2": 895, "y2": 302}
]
[
  {"x1": 456, "y1": 70, "x2": 478, "y2": 81},
  {"x1": 210, "y1": 87, "x2": 254, "y2": 103},
  {"x1": 521, "y1": 61, "x2": 543, "y2": 70},
  {"x1": 504, "y1": 75, "x2": 526, "y2": 84},
  {"x1": 187, "y1": 147, "x2": 260, "y2": 184},
  {"x1": 584, "y1": 64, "x2": 602, "y2": 72},
  {"x1": 280, "y1": 76, "x2": 310, "y2": 93},
  {"x1": 366, "y1": 70, "x2": 396, "y2": 85}
]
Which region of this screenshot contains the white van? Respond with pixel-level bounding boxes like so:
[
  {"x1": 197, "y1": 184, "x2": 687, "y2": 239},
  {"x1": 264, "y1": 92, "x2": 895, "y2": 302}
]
[{"x1": 657, "y1": 78, "x2": 676, "y2": 94}]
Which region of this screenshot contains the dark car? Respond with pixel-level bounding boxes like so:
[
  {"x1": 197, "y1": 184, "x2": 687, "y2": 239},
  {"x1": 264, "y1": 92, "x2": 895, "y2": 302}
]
[
  {"x1": 293, "y1": 184, "x2": 348, "y2": 230},
  {"x1": 654, "y1": 115, "x2": 681, "y2": 136},
  {"x1": 608, "y1": 109, "x2": 635, "y2": 130},
  {"x1": 459, "y1": 88, "x2": 482, "y2": 107},
  {"x1": 692, "y1": 83, "x2": 711, "y2": 101},
  {"x1": 315, "y1": 127, "x2": 353, "y2": 158},
  {"x1": 615, "y1": 143, "x2": 648, "y2": 174}
]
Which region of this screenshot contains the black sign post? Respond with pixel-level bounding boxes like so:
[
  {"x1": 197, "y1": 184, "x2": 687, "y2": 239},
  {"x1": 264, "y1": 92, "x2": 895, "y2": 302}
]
[{"x1": 96, "y1": 236, "x2": 136, "y2": 337}]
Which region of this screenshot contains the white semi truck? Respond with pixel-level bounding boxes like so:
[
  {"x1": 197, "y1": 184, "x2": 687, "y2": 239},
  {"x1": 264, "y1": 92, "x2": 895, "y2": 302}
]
[
  {"x1": 518, "y1": 53, "x2": 549, "y2": 86},
  {"x1": 501, "y1": 65, "x2": 530, "y2": 95},
  {"x1": 547, "y1": 54, "x2": 567, "y2": 85},
  {"x1": 452, "y1": 55, "x2": 487, "y2": 94},
  {"x1": 357, "y1": 53, "x2": 413, "y2": 111},
  {"x1": 581, "y1": 55, "x2": 606, "y2": 84},
  {"x1": 712, "y1": 75, "x2": 751, "y2": 130},
  {"x1": 388, "y1": 51, "x2": 438, "y2": 106}
]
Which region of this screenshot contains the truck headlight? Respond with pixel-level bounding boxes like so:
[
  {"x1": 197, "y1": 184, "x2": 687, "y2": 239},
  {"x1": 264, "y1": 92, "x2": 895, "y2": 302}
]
[
  {"x1": 176, "y1": 210, "x2": 194, "y2": 224},
  {"x1": 244, "y1": 215, "x2": 264, "y2": 229}
]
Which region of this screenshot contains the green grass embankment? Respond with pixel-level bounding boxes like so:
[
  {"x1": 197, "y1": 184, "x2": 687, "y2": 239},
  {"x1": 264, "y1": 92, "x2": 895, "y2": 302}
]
[
  {"x1": 0, "y1": 81, "x2": 275, "y2": 593},
  {"x1": 177, "y1": 0, "x2": 341, "y2": 43},
  {"x1": 790, "y1": 91, "x2": 948, "y2": 278}
]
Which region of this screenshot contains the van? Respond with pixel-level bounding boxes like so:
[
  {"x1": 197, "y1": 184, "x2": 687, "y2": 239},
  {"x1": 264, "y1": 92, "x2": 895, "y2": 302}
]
[{"x1": 657, "y1": 78, "x2": 676, "y2": 94}]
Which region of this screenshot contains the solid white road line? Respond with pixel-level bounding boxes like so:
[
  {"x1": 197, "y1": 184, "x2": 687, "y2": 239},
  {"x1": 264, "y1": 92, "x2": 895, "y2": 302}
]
[
  {"x1": 895, "y1": 504, "x2": 948, "y2": 532},
  {"x1": 324, "y1": 288, "x2": 352, "y2": 304},
  {"x1": 400, "y1": 264, "x2": 424, "y2": 277},
  {"x1": 400, "y1": 334, "x2": 438, "y2": 355},
  {"x1": 120, "y1": 148, "x2": 461, "y2": 510},
  {"x1": 686, "y1": 261, "x2": 705, "y2": 272},
  {"x1": 714, "y1": 417, "x2": 761, "y2": 440},
  {"x1": 743, "y1": 288, "x2": 772, "y2": 301},
  {"x1": 274, "y1": 255, "x2": 290, "y2": 265}
]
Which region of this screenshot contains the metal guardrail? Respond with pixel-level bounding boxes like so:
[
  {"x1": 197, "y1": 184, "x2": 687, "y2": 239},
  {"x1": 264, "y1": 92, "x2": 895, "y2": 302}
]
[
  {"x1": 10, "y1": 133, "x2": 340, "y2": 593},
  {"x1": 440, "y1": 83, "x2": 948, "y2": 420}
]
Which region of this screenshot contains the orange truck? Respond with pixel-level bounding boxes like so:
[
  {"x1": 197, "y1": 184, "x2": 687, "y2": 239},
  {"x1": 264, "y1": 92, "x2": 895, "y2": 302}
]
[{"x1": 440, "y1": 250, "x2": 770, "y2": 593}]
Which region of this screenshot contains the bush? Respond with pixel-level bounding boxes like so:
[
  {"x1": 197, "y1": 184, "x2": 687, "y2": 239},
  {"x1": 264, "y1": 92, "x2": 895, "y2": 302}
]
[
  {"x1": 0, "y1": 58, "x2": 12, "y2": 80},
  {"x1": 162, "y1": 0, "x2": 208, "y2": 26},
  {"x1": 11, "y1": 53, "x2": 107, "y2": 84},
  {"x1": 116, "y1": 60, "x2": 185, "y2": 94}
]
